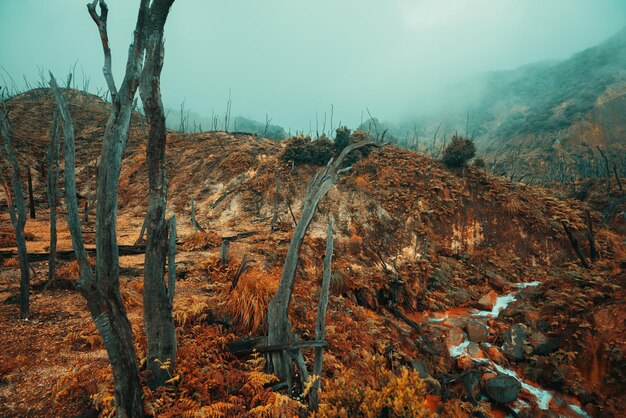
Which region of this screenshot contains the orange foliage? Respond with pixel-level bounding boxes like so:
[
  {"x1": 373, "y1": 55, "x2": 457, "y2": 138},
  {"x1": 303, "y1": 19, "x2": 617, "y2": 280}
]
[{"x1": 223, "y1": 268, "x2": 279, "y2": 335}]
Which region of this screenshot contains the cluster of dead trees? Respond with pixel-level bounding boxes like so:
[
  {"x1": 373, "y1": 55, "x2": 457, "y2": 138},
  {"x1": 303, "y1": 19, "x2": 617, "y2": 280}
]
[
  {"x1": 0, "y1": 0, "x2": 394, "y2": 416},
  {"x1": 2, "y1": 1, "x2": 176, "y2": 415}
]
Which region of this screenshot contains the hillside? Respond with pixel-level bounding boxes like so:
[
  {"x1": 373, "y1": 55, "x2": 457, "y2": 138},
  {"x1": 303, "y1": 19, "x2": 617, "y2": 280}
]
[
  {"x1": 1, "y1": 90, "x2": 625, "y2": 417},
  {"x1": 405, "y1": 27, "x2": 626, "y2": 182}
]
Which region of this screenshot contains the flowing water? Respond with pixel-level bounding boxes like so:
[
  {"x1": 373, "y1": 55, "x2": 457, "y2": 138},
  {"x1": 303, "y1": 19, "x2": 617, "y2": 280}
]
[{"x1": 435, "y1": 280, "x2": 590, "y2": 417}]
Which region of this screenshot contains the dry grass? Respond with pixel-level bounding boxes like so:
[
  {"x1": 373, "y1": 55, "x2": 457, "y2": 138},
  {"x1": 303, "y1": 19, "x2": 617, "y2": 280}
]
[{"x1": 223, "y1": 268, "x2": 279, "y2": 335}]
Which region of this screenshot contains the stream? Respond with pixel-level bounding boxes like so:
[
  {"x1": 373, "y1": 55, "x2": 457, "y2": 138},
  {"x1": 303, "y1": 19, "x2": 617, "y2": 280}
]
[{"x1": 426, "y1": 280, "x2": 590, "y2": 418}]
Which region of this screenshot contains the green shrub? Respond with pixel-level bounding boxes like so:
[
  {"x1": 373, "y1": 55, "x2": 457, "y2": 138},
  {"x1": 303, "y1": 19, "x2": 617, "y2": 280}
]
[
  {"x1": 281, "y1": 136, "x2": 334, "y2": 166},
  {"x1": 442, "y1": 134, "x2": 476, "y2": 168}
]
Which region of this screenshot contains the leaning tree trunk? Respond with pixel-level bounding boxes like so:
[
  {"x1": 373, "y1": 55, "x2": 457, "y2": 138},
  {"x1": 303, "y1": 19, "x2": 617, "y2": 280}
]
[
  {"x1": 266, "y1": 135, "x2": 386, "y2": 380},
  {"x1": 309, "y1": 215, "x2": 334, "y2": 411},
  {"x1": 139, "y1": 5, "x2": 177, "y2": 388},
  {"x1": 44, "y1": 110, "x2": 60, "y2": 290},
  {"x1": 0, "y1": 106, "x2": 30, "y2": 319},
  {"x1": 50, "y1": 74, "x2": 144, "y2": 417}
]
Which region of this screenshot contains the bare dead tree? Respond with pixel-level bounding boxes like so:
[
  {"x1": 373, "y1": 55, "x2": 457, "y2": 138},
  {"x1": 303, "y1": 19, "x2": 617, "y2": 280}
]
[
  {"x1": 562, "y1": 221, "x2": 590, "y2": 269},
  {"x1": 27, "y1": 166, "x2": 35, "y2": 219},
  {"x1": 134, "y1": 213, "x2": 148, "y2": 245},
  {"x1": 50, "y1": 0, "x2": 175, "y2": 414},
  {"x1": 190, "y1": 197, "x2": 206, "y2": 233},
  {"x1": 308, "y1": 215, "x2": 334, "y2": 411},
  {"x1": 220, "y1": 239, "x2": 230, "y2": 265},
  {"x1": 596, "y1": 146, "x2": 611, "y2": 195},
  {"x1": 167, "y1": 215, "x2": 177, "y2": 306},
  {"x1": 44, "y1": 110, "x2": 60, "y2": 291},
  {"x1": 270, "y1": 176, "x2": 281, "y2": 234},
  {"x1": 614, "y1": 163, "x2": 623, "y2": 191},
  {"x1": 139, "y1": 0, "x2": 177, "y2": 389},
  {"x1": 230, "y1": 253, "x2": 251, "y2": 292},
  {"x1": 0, "y1": 106, "x2": 30, "y2": 319},
  {"x1": 266, "y1": 134, "x2": 388, "y2": 380}
]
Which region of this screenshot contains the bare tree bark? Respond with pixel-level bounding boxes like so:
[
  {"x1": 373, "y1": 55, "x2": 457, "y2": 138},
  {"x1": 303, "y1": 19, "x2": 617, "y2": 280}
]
[
  {"x1": 139, "y1": 1, "x2": 177, "y2": 388},
  {"x1": 134, "y1": 212, "x2": 148, "y2": 245},
  {"x1": 221, "y1": 239, "x2": 230, "y2": 265},
  {"x1": 267, "y1": 135, "x2": 387, "y2": 380},
  {"x1": 584, "y1": 210, "x2": 599, "y2": 262},
  {"x1": 167, "y1": 215, "x2": 176, "y2": 307},
  {"x1": 270, "y1": 176, "x2": 281, "y2": 234},
  {"x1": 27, "y1": 166, "x2": 35, "y2": 219},
  {"x1": 562, "y1": 221, "x2": 590, "y2": 269},
  {"x1": 44, "y1": 110, "x2": 60, "y2": 291},
  {"x1": 50, "y1": 73, "x2": 144, "y2": 418},
  {"x1": 1, "y1": 107, "x2": 30, "y2": 319},
  {"x1": 190, "y1": 197, "x2": 206, "y2": 233},
  {"x1": 614, "y1": 163, "x2": 623, "y2": 191},
  {"x1": 309, "y1": 215, "x2": 334, "y2": 411}
]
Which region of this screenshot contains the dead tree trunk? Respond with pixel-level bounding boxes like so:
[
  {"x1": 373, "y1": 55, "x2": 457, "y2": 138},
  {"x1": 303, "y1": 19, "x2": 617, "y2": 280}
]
[
  {"x1": 52, "y1": 0, "x2": 174, "y2": 414},
  {"x1": 309, "y1": 215, "x2": 334, "y2": 411},
  {"x1": 267, "y1": 135, "x2": 387, "y2": 380},
  {"x1": 270, "y1": 176, "x2": 281, "y2": 234},
  {"x1": 221, "y1": 239, "x2": 230, "y2": 265},
  {"x1": 50, "y1": 72, "x2": 144, "y2": 418},
  {"x1": 190, "y1": 198, "x2": 206, "y2": 233},
  {"x1": 584, "y1": 210, "x2": 599, "y2": 262},
  {"x1": 134, "y1": 213, "x2": 148, "y2": 245},
  {"x1": 27, "y1": 166, "x2": 35, "y2": 219},
  {"x1": 0, "y1": 106, "x2": 30, "y2": 319},
  {"x1": 167, "y1": 215, "x2": 176, "y2": 307},
  {"x1": 139, "y1": 2, "x2": 177, "y2": 388},
  {"x1": 44, "y1": 110, "x2": 60, "y2": 291},
  {"x1": 562, "y1": 221, "x2": 590, "y2": 269},
  {"x1": 614, "y1": 164, "x2": 623, "y2": 191}
]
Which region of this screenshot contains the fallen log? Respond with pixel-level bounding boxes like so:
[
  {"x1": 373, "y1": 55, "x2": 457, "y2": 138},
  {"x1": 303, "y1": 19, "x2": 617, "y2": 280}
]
[{"x1": 0, "y1": 244, "x2": 146, "y2": 263}]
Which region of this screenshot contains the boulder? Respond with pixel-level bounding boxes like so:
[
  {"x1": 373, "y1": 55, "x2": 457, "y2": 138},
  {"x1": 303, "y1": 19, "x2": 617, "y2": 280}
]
[
  {"x1": 485, "y1": 374, "x2": 522, "y2": 403},
  {"x1": 466, "y1": 320, "x2": 489, "y2": 343},
  {"x1": 529, "y1": 331, "x2": 561, "y2": 355},
  {"x1": 411, "y1": 359, "x2": 431, "y2": 378},
  {"x1": 478, "y1": 290, "x2": 498, "y2": 310},
  {"x1": 485, "y1": 270, "x2": 512, "y2": 291},
  {"x1": 457, "y1": 354, "x2": 473, "y2": 370},
  {"x1": 502, "y1": 323, "x2": 529, "y2": 361},
  {"x1": 487, "y1": 346, "x2": 507, "y2": 365},
  {"x1": 447, "y1": 328, "x2": 466, "y2": 347}
]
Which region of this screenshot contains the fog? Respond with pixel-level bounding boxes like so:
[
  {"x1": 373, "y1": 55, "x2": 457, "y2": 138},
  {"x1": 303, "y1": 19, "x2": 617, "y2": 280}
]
[{"x1": 1, "y1": 0, "x2": 625, "y2": 133}]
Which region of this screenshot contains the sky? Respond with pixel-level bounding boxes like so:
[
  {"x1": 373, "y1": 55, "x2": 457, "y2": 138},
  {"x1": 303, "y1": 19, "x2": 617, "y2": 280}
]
[{"x1": 1, "y1": 0, "x2": 626, "y2": 132}]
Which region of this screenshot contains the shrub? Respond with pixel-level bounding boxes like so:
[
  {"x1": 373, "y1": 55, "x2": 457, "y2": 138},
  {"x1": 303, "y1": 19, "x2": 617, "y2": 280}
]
[
  {"x1": 473, "y1": 157, "x2": 486, "y2": 168},
  {"x1": 441, "y1": 134, "x2": 476, "y2": 168},
  {"x1": 281, "y1": 136, "x2": 335, "y2": 166},
  {"x1": 334, "y1": 126, "x2": 352, "y2": 154},
  {"x1": 314, "y1": 354, "x2": 432, "y2": 418}
]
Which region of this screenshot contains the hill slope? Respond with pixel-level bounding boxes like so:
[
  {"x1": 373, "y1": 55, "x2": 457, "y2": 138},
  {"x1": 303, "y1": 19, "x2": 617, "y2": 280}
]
[{"x1": 0, "y1": 90, "x2": 624, "y2": 417}]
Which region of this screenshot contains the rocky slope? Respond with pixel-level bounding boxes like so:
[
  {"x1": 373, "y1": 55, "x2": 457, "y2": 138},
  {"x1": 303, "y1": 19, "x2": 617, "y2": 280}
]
[{"x1": 0, "y1": 90, "x2": 624, "y2": 417}]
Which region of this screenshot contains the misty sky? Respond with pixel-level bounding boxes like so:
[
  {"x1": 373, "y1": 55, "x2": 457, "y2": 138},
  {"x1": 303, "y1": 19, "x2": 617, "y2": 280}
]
[{"x1": 1, "y1": 0, "x2": 626, "y2": 132}]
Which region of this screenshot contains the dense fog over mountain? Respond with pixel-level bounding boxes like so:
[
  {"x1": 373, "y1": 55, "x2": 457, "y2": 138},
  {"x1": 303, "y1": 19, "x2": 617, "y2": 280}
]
[{"x1": 1, "y1": 0, "x2": 626, "y2": 132}]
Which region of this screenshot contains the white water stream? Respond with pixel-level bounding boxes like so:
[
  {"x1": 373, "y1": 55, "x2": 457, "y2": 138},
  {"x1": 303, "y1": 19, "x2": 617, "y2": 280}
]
[{"x1": 440, "y1": 281, "x2": 589, "y2": 417}]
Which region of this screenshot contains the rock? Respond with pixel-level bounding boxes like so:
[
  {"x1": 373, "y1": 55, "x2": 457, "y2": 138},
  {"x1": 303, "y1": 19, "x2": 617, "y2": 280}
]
[
  {"x1": 447, "y1": 328, "x2": 466, "y2": 347},
  {"x1": 502, "y1": 323, "x2": 529, "y2": 361},
  {"x1": 411, "y1": 359, "x2": 431, "y2": 378},
  {"x1": 485, "y1": 374, "x2": 522, "y2": 403},
  {"x1": 485, "y1": 270, "x2": 512, "y2": 291},
  {"x1": 529, "y1": 331, "x2": 561, "y2": 354},
  {"x1": 478, "y1": 290, "x2": 498, "y2": 310},
  {"x1": 467, "y1": 342, "x2": 485, "y2": 359},
  {"x1": 466, "y1": 320, "x2": 488, "y2": 343},
  {"x1": 487, "y1": 346, "x2": 507, "y2": 365},
  {"x1": 457, "y1": 354, "x2": 473, "y2": 370}
]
